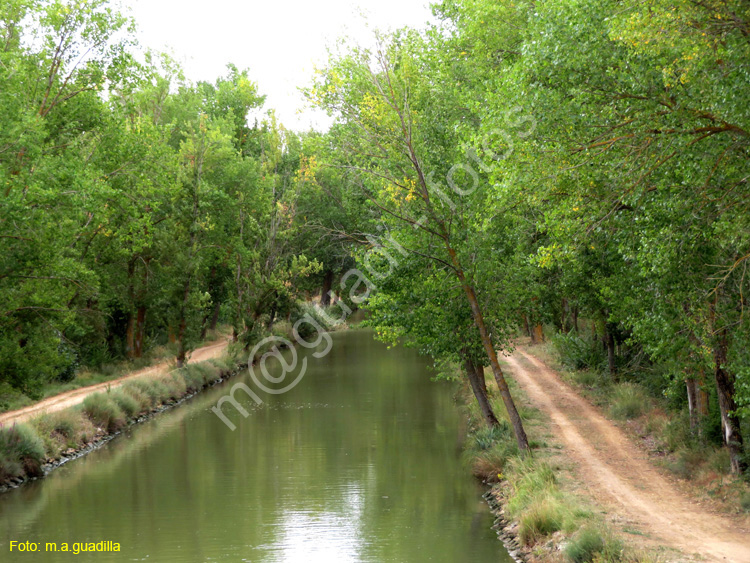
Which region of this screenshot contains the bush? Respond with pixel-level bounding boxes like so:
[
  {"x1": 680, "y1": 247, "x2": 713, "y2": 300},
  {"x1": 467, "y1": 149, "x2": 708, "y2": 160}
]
[
  {"x1": 109, "y1": 389, "x2": 140, "y2": 418},
  {"x1": 290, "y1": 301, "x2": 342, "y2": 342},
  {"x1": 572, "y1": 369, "x2": 602, "y2": 388},
  {"x1": 126, "y1": 379, "x2": 167, "y2": 407},
  {"x1": 159, "y1": 374, "x2": 187, "y2": 401},
  {"x1": 609, "y1": 383, "x2": 648, "y2": 420},
  {"x1": 82, "y1": 393, "x2": 126, "y2": 432},
  {"x1": 519, "y1": 497, "x2": 566, "y2": 545},
  {"x1": 566, "y1": 527, "x2": 623, "y2": 563},
  {"x1": 0, "y1": 423, "x2": 46, "y2": 479},
  {"x1": 471, "y1": 442, "x2": 519, "y2": 482},
  {"x1": 180, "y1": 366, "x2": 203, "y2": 391},
  {"x1": 660, "y1": 411, "x2": 691, "y2": 452},
  {"x1": 120, "y1": 383, "x2": 152, "y2": 411},
  {"x1": 552, "y1": 333, "x2": 606, "y2": 372},
  {"x1": 32, "y1": 411, "x2": 86, "y2": 457},
  {"x1": 39, "y1": 409, "x2": 81, "y2": 441}
]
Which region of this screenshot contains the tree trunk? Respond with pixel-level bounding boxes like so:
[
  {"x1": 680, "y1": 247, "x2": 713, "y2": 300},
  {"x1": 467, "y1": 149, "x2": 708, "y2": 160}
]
[
  {"x1": 522, "y1": 314, "x2": 531, "y2": 338},
  {"x1": 464, "y1": 356, "x2": 499, "y2": 428},
  {"x1": 532, "y1": 323, "x2": 544, "y2": 344},
  {"x1": 266, "y1": 305, "x2": 277, "y2": 330},
  {"x1": 605, "y1": 326, "x2": 616, "y2": 377},
  {"x1": 695, "y1": 375, "x2": 710, "y2": 439},
  {"x1": 320, "y1": 269, "x2": 334, "y2": 306},
  {"x1": 572, "y1": 306, "x2": 579, "y2": 333},
  {"x1": 209, "y1": 300, "x2": 221, "y2": 331},
  {"x1": 712, "y1": 330, "x2": 747, "y2": 474},
  {"x1": 686, "y1": 377, "x2": 698, "y2": 431},
  {"x1": 474, "y1": 362, "x2": 488, "y2": 398},
  {"x1": 126, "y1": 315, "x2": 136, "y2": 359},
  {"x1": 561, "y1": 298, "x2": 569, "y2": 333},
  {"x1": 446, "y1": 247, "x2": 530, "y2": 452}
]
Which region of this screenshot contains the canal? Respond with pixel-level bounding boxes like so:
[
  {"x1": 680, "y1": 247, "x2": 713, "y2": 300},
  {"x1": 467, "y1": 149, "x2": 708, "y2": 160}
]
[{"x1": 1, "y1": 329, "x2": 512, "y2": 562}]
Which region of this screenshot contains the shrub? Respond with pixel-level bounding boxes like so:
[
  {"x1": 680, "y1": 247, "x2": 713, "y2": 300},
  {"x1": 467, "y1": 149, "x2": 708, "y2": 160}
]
[
  {"x1": 179, "y1": 368, "x2": 198, "y2": 392},
  {"x1": 159, "y1": 374, "x2": 187, "y2": 401},
  {"x1": 566, "y1": 527, "x2": 623, "y2": 563},
  {"x1": 32, "y1": 412, "x2": 82, "y2": 458},
  {"x1": 82, "y1": 393, "x2": 126, "y2": 432},
  {"x1": 126, "y1": 379, "x2": 167, "y2": 407},
  {"x1": 0, "y1": 382, "x2": 32, "y2": 412},
  {"x1": 609, "y1": 383, "x2": 648, "y2": 420},
  {"x1": 272, "y1": 320, "x2": 294, "y2": 340},
  {"x1": 12, "y1": 423, "x2": 46, "y2": 461},
  {"x1": 552, "y1": 333, "x2": 606, "y2": 372},
  {"x1": 740, "y1": 491, "x2": 750, "y2": 513},
  {"x1": 120, "y1": 383, "x2": 152, "y2": 411},
  {"x1": 661, "y1": 412, "x2": 691, "y2": 453},
  {"x1": 471, "y1": 442, "x2": 518, "y2": 482},
  {"x1": 572, "y1": 369, "x2": 602, "y2": 388},
  {"x1": 109, "y1": 389, "x2": 140, "y2": 418},
  {"x1": 0, "y1": 423, "x2": 46, "y2": 479},
  {"x1": 290, "y1": 301, "x2": 341, "y2": 341},
  {"x1": 196, "y1": 361, "x2": 224, "y2": 384},
  {"x1": 35, "y1": 409, "x2": 84, "y2": 445},
  {"x1": 519, "y1": 497, "x2": 566, "y2": 545}
]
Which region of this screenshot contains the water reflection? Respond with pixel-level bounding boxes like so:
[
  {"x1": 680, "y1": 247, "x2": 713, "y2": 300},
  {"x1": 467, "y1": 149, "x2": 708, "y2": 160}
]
[{"x1": 0, "y1": 330, "x2": 511, "y2": 562}]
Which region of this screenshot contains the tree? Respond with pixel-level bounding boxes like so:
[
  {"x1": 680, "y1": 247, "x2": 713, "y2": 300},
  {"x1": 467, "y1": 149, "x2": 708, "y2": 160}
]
[{"x1": 308, "y1": 32, "x2": 530, "y2": 451}]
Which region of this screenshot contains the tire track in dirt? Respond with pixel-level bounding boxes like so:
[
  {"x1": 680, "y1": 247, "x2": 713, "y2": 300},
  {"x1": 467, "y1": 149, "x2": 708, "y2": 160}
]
[
  {"x1": 0, "y1": 340, "x2": 229, "y2": 426},
  {"x1": 504, "y1": 349, "x2": 749, "y2": 562}
]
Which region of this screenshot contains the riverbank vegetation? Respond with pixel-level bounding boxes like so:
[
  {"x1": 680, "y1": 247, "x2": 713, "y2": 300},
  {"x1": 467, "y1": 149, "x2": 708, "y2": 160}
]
[
  {"x1": 300, "y1": 0, "x2": 750, "y2": 478},
  {"x1": 458, "y1": 365, "x2": 658, "y2": 563},
  {"x1": 0, "y1": 352, "x2": 238, "y2": 485},
  {"x1": 538, "y1": 334, "x2": 750, "y2": 514}
]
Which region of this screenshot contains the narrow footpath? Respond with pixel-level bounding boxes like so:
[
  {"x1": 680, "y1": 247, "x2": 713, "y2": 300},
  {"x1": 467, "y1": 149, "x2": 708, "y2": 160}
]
[
  {"x1": 504, "y1": 349, "x2": 750, "y2": 563},
  {"x1": 0, "y1": 340, "x2": 229, "y2": 426}
]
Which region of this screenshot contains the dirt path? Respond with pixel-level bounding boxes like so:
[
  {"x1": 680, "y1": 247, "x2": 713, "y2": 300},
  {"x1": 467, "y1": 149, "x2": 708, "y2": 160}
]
[
  {"x1": 0, "y1": 340, "x2": 230, "y2": 427},
  {"x1": 504, "y1": 349, "x2": 750, "y2": 563}
]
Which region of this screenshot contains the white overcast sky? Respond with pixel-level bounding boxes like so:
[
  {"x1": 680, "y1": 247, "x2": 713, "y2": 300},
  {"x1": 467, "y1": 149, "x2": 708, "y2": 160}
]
[{"x1": 127, "y1": 0, "x2": 435, "y2": 131}]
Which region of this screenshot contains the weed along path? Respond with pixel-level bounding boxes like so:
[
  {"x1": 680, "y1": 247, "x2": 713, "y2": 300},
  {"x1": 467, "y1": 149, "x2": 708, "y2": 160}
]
[
  {"x1": 0, "y1": 339, "x2": 229, "y2": 427},
  {"x1": 504, "y1": 349, "x2": 750, "y2": 563}
]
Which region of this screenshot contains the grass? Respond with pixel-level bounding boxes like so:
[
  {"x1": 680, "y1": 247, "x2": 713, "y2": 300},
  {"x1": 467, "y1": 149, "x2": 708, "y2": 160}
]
[
  {"x1": 0, "y1": 423, "x2": 46, "y2": 480},
  {"x1": 504, "y1": 458, "x2": 588, "y2": 545},
  {"x1": 609, "y1": 383, "x2": 649, "y2": 421},
  {"x1": 82, "y1": 394, "x2": 126, "y2": 433},
  {"x1": 566, "y1": 527, "x2": 624, "y2": 563}
]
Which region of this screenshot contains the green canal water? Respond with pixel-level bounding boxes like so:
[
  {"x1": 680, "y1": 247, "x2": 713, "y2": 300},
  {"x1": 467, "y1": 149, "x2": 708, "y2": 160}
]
[{"x1": 1, "y1": 329, "x2": 512, "y2": 562}]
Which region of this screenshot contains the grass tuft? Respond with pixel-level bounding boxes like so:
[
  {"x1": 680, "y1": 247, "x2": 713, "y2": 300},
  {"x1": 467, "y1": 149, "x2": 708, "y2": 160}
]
[
  {"x1": 566, "y1": 526, "x2": 624, "y2": 562},
  {"x1": 82, "y1": 393, "x2": 126, "y2": 432},
  {"x1": 518, "y1": 496, "x2": 566, "y2": 544},
  {"x1": 0, "y1": 423, "x2": 46, "y2": 479},
  {"x1": 109, "y1": 389, "x2": 141, "y2": 418},
  {"x1": 608, "y1": 383, "x2": 648, "y2": 420}
]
